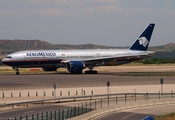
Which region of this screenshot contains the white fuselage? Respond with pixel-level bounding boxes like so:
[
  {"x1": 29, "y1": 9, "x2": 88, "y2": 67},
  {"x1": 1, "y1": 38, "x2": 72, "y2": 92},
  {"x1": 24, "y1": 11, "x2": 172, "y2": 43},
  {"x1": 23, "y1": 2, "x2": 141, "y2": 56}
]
[{"x1": 2, "y1": 49, "x2": 154, "y2": 68}]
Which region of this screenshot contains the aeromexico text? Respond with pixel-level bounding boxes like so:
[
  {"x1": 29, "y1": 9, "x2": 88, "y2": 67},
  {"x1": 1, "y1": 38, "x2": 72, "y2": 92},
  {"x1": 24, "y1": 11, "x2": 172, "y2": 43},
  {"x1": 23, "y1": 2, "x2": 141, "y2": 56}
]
[{"x1": 26, "y1": 52, "x2": 56, "y2": 57}]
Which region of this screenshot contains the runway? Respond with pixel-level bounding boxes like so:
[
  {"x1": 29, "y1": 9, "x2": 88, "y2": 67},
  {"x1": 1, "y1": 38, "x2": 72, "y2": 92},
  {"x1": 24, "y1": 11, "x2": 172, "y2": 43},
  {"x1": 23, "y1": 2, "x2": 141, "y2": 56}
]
[{"x1": 0, "y1": 73, "x2": 175, "y2": 90}]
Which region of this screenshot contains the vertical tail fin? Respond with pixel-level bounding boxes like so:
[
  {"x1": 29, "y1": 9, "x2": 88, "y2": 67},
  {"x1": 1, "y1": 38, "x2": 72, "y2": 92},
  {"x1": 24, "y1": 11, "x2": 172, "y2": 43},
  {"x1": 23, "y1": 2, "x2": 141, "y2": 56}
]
[{"x1": 129, "y1": 23, "x2": 155, "y2": 51}]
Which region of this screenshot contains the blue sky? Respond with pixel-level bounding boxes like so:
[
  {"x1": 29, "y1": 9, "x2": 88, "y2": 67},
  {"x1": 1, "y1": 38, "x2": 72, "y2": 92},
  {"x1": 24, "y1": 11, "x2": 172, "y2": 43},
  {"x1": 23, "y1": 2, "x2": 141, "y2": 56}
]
[{"x1": 0, "y1": 0, "x2": 175, "y2": 46}]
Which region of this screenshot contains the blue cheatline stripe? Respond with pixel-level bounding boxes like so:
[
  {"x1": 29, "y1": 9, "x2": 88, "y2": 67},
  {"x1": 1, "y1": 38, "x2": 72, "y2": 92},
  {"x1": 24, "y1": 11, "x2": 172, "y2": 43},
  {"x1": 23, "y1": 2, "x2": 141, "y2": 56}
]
[{"x1": 3, "y1": 59, "x2": 62, "y2": 66}]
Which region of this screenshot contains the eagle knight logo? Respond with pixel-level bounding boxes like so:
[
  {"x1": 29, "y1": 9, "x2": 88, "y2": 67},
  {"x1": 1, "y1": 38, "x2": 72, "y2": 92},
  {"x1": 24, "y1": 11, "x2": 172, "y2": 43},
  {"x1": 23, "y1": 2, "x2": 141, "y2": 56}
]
[{"x1": 138, "y1": 37, "x2": 149, "y2": 47}]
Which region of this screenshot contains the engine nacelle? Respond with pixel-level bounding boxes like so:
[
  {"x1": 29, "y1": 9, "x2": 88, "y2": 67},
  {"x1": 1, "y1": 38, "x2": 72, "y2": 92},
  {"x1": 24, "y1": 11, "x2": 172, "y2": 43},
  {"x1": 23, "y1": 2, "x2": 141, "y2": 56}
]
[
  {"x1": 66, "y1": 61, "x2": 86, "y2": 74},
  {"x1": 42, "y1": 67, "x2": 57, "y2": 71}
]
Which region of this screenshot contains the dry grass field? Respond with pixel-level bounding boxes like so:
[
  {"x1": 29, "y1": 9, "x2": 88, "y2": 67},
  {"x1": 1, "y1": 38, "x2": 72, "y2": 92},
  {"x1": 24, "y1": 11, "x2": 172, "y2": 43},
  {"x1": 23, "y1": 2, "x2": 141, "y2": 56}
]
[
  {"x1": 95, "y1": 64, "x2": 175, "y2": 72},
  {"x1": 0, "y1": 64, "x2": 174, "y2": 75}
]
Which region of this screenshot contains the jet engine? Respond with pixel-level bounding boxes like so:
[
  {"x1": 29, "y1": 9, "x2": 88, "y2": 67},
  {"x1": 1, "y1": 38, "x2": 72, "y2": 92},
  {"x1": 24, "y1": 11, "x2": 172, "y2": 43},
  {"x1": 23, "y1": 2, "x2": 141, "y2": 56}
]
[
  {"x1": 66, "y1": 61, "x2": 86, "y2": 74},
  {"x1": 42, "y1": 67, "x2": 57, "y2": 71}
]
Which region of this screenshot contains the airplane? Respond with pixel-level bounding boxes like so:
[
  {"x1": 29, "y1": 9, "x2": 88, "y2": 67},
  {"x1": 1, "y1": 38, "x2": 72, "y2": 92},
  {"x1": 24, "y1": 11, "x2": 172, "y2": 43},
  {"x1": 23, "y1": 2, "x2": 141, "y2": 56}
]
[{"x1": 2, "y1": 23, "x2": 155, "y2": 75}]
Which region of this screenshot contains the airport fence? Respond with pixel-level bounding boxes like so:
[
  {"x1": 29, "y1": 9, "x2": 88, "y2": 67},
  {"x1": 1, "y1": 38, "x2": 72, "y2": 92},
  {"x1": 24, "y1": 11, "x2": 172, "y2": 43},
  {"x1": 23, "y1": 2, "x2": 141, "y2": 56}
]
[
  {"x1": 5, "y1": 91, "x2": 175, "y2": 120},
  {"x1": 0, "y1": 89, "x2": 93, "y2": 98}
]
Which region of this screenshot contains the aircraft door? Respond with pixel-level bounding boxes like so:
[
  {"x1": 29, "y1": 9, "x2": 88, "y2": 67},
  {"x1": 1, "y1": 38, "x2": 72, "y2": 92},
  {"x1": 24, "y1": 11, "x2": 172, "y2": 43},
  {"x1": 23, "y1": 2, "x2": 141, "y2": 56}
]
[
  {"x1": 93, "y1": 53, "x2": 101, "y2": 57},
  {"x1": 96, "y1": 53, "x2": 101, "y2": 57},
  {"x1": 22, "y1": 54, "x2": 26, "y2": 60}
]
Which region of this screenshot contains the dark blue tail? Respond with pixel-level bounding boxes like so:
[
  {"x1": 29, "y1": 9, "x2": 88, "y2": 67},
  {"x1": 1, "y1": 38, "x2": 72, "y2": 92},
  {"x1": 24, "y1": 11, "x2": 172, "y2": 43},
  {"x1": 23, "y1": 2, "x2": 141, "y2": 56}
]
[{"x1": 129, "y1": 23, "x2": 155, "y2": 51}]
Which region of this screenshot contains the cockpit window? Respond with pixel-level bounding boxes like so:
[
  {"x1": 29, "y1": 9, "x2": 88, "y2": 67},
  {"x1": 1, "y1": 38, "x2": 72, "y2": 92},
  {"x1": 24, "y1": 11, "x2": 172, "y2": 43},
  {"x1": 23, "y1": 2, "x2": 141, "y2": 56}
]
[{"x1": 5, "y1": 56, "x2": 12, "y2": 59}]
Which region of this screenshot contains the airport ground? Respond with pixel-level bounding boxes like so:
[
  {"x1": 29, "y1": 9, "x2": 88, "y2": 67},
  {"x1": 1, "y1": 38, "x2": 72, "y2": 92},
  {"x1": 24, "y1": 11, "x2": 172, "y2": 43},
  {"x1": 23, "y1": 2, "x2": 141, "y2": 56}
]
[
  {"x1": 0, "y1": 64, "x2": 175, "y2": 89},
  {"x1": 94, "y1": 104, "x2": 175, "y2": 120},
  {"x1": 0, "y1": 64, "x2": 175, "y2": 99},
  {"x1": 0, "y1": 64, "x2": 175, "y2": 119},
  {"x1": 0, "y1": 63, "x2": 175, "y2": 75}
]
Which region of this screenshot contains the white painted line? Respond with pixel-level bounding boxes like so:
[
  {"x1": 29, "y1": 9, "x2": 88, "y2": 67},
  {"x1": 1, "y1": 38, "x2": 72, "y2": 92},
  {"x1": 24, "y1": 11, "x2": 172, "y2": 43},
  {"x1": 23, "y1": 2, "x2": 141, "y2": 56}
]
[
  {"x1": 24, "y1": 110, "x2": 36, "y2": 114},
  {"x1": 121, "y1": 113, "x2": 135, "y2": 120}
]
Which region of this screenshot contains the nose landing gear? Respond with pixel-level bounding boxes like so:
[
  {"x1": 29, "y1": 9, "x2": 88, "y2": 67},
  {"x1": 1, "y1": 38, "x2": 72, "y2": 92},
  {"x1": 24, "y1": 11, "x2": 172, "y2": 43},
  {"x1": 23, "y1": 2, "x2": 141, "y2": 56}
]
[
  {"x1": 13, "y1": 67, "x2": 20, "y2": 75},
  {"x1": 16, "y1": 71, "x2": 20, "y2": 75}
]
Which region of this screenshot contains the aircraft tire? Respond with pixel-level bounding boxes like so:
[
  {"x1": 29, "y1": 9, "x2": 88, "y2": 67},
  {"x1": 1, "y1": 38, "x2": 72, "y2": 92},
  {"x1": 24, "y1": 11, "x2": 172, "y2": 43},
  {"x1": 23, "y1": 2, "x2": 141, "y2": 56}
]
[
  {"x1": 71, "y1": 70, "x2": 82, "y2": 74},
  {"x1": 16, "y1": 72, "x2": 20, "y2": 75},
  {"x1": 85, "y1": 70, "x2": 98, "y2": 74}
]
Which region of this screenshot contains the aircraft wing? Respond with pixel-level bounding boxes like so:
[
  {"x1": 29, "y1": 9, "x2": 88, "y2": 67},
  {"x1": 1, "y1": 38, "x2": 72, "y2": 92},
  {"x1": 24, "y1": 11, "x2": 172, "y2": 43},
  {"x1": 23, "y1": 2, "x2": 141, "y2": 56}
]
[
  {"x1": 83, "y1": 51, "x2": 154, "y2": 62},
  {"x1": 61, "y1": 51, "x2": 154, "y2": 64}
]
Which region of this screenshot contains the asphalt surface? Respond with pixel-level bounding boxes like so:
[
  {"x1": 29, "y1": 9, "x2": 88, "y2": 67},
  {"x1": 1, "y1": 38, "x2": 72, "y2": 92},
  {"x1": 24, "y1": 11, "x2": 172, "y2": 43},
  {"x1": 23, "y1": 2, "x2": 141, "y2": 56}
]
[
  {"x1": 0, "y1": 73, "x2": 175, "y2": 119},
  {"x1": 0, "y1": 101, "x2": 85, "y2": 119},
  {"x1": 0, "y1": 73, "x2": 175, "y2": 90},
  {"x1": 94, "y1": 104, "x2": 175, "y2": 120}
]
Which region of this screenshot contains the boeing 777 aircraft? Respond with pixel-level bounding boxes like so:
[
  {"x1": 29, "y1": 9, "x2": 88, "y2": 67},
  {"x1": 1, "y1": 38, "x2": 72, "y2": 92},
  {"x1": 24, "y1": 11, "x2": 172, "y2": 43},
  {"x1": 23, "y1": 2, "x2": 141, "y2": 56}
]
[{"x1": 2, "y1": 23, "x2": 155, "y2": 75}]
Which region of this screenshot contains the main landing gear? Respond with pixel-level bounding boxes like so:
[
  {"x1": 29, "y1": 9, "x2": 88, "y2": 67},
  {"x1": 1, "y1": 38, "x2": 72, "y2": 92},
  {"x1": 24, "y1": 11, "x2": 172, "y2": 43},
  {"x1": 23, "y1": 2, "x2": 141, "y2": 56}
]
[
  {"x1": 85, "y1": 67, "x2": 98, "y2": 74},
  {"x1": 85, "y1": 70, "x2": 98, "y2": 74}
]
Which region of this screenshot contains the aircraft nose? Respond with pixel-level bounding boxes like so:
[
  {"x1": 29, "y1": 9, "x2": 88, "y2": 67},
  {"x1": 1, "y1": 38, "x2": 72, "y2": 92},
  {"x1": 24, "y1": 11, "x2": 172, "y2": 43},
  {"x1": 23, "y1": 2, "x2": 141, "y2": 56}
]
[
  {"x1": 1, "y1": 58, "x2": 5, "y2": 64},
  {"x1": 1, "y1": 57, "x2": 13, "y2": 66},
  {"x1": 1, "y1": 58, "x2": 8, "y2": 64}
]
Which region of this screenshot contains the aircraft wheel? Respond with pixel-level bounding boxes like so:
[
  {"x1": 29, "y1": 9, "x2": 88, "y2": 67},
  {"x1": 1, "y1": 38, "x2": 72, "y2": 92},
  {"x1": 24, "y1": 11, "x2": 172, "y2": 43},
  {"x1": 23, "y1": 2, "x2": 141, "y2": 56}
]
[
  {"x1": 16, "y1": 71, "x2": 20, "y2": 75},
  {"x1": 85, "y1": 71, "x2": 89, "y2": 74},
  {"x1": 93, "y1": 70, "x2": 98, "y2": 74},
  {"x1": 71, "y1": 70, "x2": 82, "y2": 74},
  {"x1": 85, "y1": 70, "x2": 98, "y2": 74}
]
